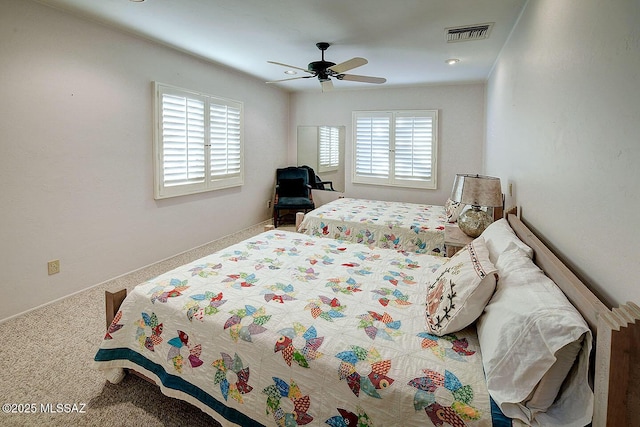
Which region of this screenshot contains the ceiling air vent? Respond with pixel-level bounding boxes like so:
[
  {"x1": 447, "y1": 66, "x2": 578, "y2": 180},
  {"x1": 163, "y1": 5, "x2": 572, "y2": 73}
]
[{"x1": 445, "y1": 23, "x2": 494, "y2": 42}]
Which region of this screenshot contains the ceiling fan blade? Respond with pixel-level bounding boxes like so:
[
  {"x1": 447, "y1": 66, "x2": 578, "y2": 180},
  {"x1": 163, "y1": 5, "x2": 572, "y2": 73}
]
[
  {"x1": 266, "y1": 75, "x2": 314, "y2": 83},
  {"x1": 321, "y1": 79, "x2": 334, "y2": 92},
  {"x1": 267, "y1": 61, "x2": 312, "y2": 74},
  {"x1": 328, "y1": 57, "x2": 367, "y2": 74},
  {"x1": 338, "y1": 74, "x2": 387, "y2": 84}
]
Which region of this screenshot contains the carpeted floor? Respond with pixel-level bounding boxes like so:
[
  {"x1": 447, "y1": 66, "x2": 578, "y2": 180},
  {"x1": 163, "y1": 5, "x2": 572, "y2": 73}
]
[{"x1": 0, "y1": 222, "x2": 296, "y2": 426}]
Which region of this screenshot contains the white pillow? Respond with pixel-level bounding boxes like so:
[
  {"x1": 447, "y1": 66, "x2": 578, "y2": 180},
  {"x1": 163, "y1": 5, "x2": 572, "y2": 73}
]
[
  {"x1": 476, "y1": 243, "x2": 593, "y2": 426},
  {"x1": 480, "y1": 218, "x2": 534, "y2": 264},
  {"x1": 524, "y1": 338, "x2": 583, "y2": 415},
  {"x1": 425, "y1": 236, "x2": 497, "y2": 335},
  {"x1": 444, "y1": 198, "x2": 465, "y2": 223}
]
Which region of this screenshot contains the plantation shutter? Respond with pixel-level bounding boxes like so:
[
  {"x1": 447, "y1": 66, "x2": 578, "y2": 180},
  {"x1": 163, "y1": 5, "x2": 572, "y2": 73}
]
[
  {"x1": 154, "y1": 83, "x2": 244, "y2": 199},
  {"x1": 352, "y1": 110, "x2": 437, "y2": 189},
  {"x1": 354, "y1": 112, "x2": 391, "y2": 180},
  {"x1": 394, "y1": 112, "x2": 434, "y2": 181},
  {"x1": 160, "y1": 93, "x2": 206, "y2": 187},
  {"x1": 210, "y1": 102, "x2": 242, "y2": 179},
  {"x1": 318, "y1": 126, "x2": 340, "y2": 172}
]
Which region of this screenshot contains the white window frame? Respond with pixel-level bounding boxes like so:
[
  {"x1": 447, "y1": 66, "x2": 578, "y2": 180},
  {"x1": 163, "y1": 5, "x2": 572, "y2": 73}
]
[
  {"x1": 153, "y1": 82, "x2": 244, "y2": 199},
  {"x1": 318, "y1": 125, "x2": 340, "y2": 173},
  {"x1": 352, "y1": 110, "x2": 438, "y2": 190}
]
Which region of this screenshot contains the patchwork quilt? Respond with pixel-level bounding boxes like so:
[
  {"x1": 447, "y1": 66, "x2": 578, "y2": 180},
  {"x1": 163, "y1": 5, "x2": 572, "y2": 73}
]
[
  {"x1": 94, "y1": 230, "x2": 492, "y2": 427},
  {"x1": 297, "y1": 198, "x2": 446, "y2": 256}
]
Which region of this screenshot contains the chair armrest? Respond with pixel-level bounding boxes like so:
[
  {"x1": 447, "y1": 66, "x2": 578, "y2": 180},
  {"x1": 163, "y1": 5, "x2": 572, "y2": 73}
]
[{"x1": 318, "y1": 181, "x2": 335, "y2": 191}]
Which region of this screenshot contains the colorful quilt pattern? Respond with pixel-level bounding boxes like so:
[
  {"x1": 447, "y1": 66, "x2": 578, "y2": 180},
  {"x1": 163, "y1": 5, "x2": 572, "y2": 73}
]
[
  {"x1": 297, "y1": 198, "x2": 446, "y2": 256},
  {"x1": 94, "y1": 230, "x2": 491, "y2": 427}
]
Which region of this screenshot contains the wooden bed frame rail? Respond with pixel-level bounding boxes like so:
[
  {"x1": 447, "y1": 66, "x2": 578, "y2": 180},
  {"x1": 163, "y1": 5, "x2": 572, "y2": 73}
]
[
  {"x1": 105, "y1": 213, "x2": 639, "y2": 426},
  {"x1": 506, "y1": 213, "x2": 639, "y2": 427}
]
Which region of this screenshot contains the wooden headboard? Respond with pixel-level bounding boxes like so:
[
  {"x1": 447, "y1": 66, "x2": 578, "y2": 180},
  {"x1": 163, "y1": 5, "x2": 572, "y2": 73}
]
[{"x1": 507, "y1": 213, "x2": 640, "y2": 427}]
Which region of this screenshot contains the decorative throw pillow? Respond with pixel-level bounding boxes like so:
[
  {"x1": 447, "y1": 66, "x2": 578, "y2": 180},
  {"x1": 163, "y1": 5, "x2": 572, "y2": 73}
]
[
  {"x1": 425, "y1": 237, "x2": 497, "y2": 335},
  {"x1": 444, "y1": 198, "x2": 465, "y2": 223},
  {"x1": 278, "y1": 178, "x2": 306, "y2": 197}
]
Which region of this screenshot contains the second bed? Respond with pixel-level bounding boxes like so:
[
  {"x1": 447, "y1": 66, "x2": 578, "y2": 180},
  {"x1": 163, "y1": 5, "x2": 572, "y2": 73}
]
[{"x1": 297, "y1": 197, "x2": 447, "y2": 256}]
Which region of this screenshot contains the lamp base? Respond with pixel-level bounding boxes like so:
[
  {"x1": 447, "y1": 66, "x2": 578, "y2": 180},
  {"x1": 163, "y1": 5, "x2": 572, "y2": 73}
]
[{"x1": 458, "y1": 207, "x2": 493, "y2": 238}]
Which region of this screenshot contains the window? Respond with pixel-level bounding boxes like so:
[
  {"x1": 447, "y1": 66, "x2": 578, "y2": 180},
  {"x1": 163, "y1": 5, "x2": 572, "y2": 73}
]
[
  {"x1": 352, "y1": 110, "x2": 437, "y2": 189},
  {"x1": 153, "y1": 82, "x2": 243, "y2": 199},
  {"x1": 318, "y1": 125, "x2": 340, "y2": 173}
]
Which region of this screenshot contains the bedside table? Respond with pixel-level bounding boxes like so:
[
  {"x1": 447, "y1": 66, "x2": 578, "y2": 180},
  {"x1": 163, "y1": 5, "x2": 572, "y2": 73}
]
[{"x1": 445, "y1": 224, "x2": 473, "y2": 257}]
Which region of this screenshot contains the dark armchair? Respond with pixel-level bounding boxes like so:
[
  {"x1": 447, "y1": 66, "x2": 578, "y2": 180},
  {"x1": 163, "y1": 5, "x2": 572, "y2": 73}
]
[{"x1": 273, "y1": 167, "x2": 315, "y2": 227}]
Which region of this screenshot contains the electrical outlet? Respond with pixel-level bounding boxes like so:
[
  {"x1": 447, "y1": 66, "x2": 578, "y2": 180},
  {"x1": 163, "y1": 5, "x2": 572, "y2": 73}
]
[
  {"x1": 48, "y1": 259, "x2": 60, "y2": 275},
  {"x1": 267, "y1": 200, "x2": 272, "y2": 209}
]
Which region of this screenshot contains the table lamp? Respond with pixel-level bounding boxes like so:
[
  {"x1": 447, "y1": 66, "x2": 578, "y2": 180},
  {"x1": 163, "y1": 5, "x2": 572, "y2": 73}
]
[{"x1": 450, "y1": 174, "x2": 502, "y2": 238}]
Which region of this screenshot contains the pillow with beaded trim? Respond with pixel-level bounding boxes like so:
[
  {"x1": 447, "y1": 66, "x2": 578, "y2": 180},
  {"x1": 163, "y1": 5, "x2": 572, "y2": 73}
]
[{"x1": 425, "y1": 236, "x2": 498, "y2": 335}]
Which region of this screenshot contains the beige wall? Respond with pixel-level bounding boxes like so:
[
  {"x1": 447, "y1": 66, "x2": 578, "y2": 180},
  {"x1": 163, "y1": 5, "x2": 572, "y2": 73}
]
[
  {"x1": 290, "y1": 83, "x2": 486, "y2": 205},
  {"x1": 485, "y1": 0, "x2": 640, "y2": 306},
  {"x1": 0, "y1": 0, "x2": 289, "y2": 320}
]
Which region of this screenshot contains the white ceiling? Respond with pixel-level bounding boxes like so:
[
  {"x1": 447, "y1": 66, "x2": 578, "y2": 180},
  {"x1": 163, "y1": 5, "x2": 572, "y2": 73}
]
[{"x1": 35, "y1": 0, "x2": 527, "y2": 92}]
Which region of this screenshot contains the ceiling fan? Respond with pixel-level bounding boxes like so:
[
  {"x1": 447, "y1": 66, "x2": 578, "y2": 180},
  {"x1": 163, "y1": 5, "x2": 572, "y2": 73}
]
[{"x1": 267, "y1": 42, "x2": 386, "y2": 91}]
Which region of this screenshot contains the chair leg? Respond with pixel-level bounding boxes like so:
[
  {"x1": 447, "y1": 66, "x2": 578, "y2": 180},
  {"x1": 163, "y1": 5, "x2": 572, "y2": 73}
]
[{"x1": 273, "y1": 208, "x2": 278, "y2": 228}]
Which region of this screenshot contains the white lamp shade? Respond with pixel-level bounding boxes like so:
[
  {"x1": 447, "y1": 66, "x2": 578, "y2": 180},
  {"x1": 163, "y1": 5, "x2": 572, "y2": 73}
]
[{"x1": 451, "y1": 174, "x2": 502, "y2": 207}]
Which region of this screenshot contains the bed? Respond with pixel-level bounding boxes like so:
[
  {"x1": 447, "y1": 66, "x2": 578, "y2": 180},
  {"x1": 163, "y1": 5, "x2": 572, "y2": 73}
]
[
  {"x1": 94, "y1": 213, "x2": 640, "y2": 427},
  {"x1": 296, "y1": 197, "x2": 448, "y2": 255}
]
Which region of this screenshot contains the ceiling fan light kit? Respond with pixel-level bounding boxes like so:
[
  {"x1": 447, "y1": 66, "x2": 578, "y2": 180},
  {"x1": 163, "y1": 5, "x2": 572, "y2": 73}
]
[{"x1": 267, "y1": 42, "x2": 386, "y2": 90}]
